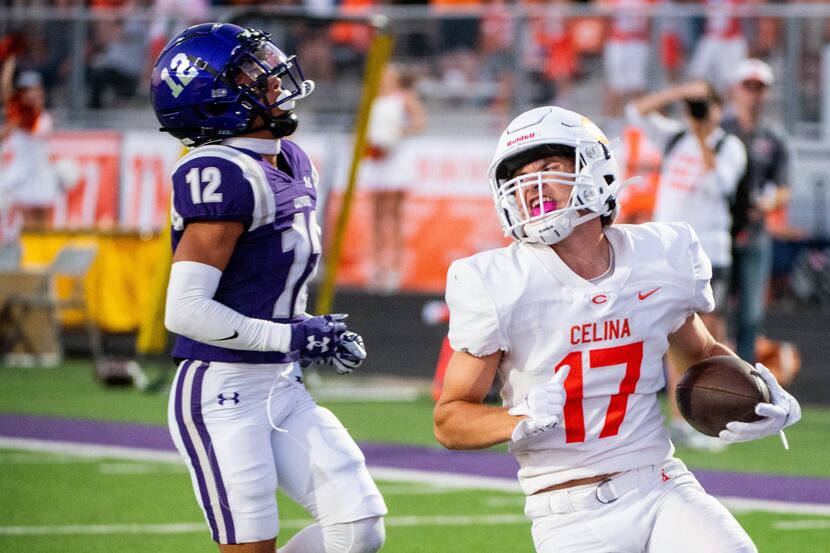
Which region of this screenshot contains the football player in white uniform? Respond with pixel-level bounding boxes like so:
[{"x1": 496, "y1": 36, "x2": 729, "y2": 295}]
[{"x1": 433, "y1": 106, "x2": 800, "y2": 552}]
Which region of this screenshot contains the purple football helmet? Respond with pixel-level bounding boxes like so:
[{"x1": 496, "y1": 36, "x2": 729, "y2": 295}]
[{"x1": 150, "y1": 22, "x2": 314, "y2": 146}]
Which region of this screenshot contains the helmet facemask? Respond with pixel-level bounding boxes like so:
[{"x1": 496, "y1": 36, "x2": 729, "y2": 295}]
[
  {"x1": 231, "y1": 39, "x2": 315, "y2": 114},
  {"x1": 227, "y1": 35, "x2": 315, "y2": 138},
  {"x1": 494, "y1": 140, "x2": 617, "y2": 245}
]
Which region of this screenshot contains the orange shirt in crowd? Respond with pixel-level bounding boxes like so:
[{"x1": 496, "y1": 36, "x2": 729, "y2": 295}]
[
  {"x1": 330, "y1": 0, "x2": 375, "y2": 51},
  {"x1": 430, "y1": 0, "x2": 482, "y2": 8},
  {"x1": 532, "y1": 14, "x2": 578, "y2": 81},
  {"x1": 616, "y1": 126, "x2": 661, "y2": 224},
  {"x1": 4, "y1": 93, "x2": 44, "y2": 134}
]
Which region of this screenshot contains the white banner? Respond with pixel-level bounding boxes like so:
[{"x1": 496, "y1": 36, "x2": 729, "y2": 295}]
[{"x1": 119, "y1": 132, "x2": 182, "y2": 231}]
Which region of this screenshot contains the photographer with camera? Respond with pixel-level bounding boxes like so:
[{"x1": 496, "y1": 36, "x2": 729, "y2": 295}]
[{"x1": 626, "y1": 81, "x2": 747, "y2": 450}]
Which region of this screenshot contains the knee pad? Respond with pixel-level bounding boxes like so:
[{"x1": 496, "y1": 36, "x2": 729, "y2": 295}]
[{"x1": 323, "y1": 516, "x2": 385, "y2": 553}]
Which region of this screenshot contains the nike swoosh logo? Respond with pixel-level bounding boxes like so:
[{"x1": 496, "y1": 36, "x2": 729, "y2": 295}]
[
  {"x1": 214, "y1": 331, "x2": 239, "y2": 341},
  {"x1": 638, "y1": 288, "x2": 660, "y2": 300}
]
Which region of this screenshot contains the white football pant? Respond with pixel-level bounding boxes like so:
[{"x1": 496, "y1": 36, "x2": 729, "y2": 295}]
[
  {"x1": 168, "y1": 359, "x2": 387, "y2": 545},
  {"x1": 525, "y1": 458, "x2": 756, "y2": 552}
]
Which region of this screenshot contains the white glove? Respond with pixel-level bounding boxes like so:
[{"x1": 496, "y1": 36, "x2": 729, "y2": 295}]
[
  {"x1": 719, "y1": 363, "x2": 801, "y2": 448},
  {"x1": 509, "y1": 365, "x2": 570, "y2": 443},
  {"x1": 330, "y1": 331, "x2": 366, "y2": 375}
]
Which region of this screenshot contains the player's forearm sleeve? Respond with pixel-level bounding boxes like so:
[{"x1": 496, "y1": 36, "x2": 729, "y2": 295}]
[{"x1": 164, "y1": 261, "x2": 292, "y2": 352}]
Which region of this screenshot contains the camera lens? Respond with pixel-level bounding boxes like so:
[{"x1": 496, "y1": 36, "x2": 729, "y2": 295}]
[{"x1": 686, "y1": 99, "x2": 710, "y2": 120}]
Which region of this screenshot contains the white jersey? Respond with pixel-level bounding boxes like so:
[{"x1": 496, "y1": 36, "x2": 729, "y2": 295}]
[
  {"x1": 367, "y1": 93, "x2": 407, "y2": 150},
  {"x1": 361, "y1": 93, "x2": 415, "y2": 192},
  {"x1": 446, "y1": 222, "x2": 715, "y2": 495},
  {"x1": 625, "y1": 103, "x2": 747, "y2": 267}
]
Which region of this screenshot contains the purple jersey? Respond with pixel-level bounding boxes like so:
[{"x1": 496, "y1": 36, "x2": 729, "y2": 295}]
[{"x1": 169, "y1": 140, "x2": 320, "y2": 363}]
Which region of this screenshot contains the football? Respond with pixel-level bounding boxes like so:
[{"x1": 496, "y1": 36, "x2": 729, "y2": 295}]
[{"x1": 675, "y1": 355, "x2": 771, "y2": 437}]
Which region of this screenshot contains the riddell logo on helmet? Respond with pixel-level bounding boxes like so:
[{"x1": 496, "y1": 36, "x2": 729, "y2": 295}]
[{"x1": 506, "y1": 132, "x2": 535, "y2": 148}]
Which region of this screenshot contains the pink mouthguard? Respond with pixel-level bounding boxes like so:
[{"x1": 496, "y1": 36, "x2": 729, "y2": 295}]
[{"x1": 531, "y1": 200, "x2": 558, "y2": 217}]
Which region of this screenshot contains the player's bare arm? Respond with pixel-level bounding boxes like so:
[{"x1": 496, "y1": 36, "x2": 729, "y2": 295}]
[
  {"x1": 667, "y1": 313, "x2": 736, "y2": 373},
  {"x1": 433, "y1": 350, "x2": 514, "y2": 449},
  {"x1": 629, "y1": 80, "x2": 709, "y2": 115},
  {"x1": 0, "y1": 53, "x2": 15, "y2": 103},
  {"x1": 173, "y1": 221, "x2": 245, "y2": 269}
]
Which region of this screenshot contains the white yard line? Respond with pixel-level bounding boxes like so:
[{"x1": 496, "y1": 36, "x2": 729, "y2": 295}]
[
  {"x1": 385, "y1": 513, "x2": 528, "y2": 527},
  {"x1": 3, "y1": 437, "x2": 830, "y2": 518},
  {"x1": 773, "y1": 520, "x2": 830, "y2": 530},
  {"x1": 368, "y1": 467, "x2": 522, "y2": 492},
  {"x1": 0, "y1": 437, "x2": 181, "y2": 463},
  {"x1": 368, "y1": 483, "x2": 456, "y2": 495},
  {"x1": 0, "y1": 514, "x2": 531, "y2": 536},
  {"x1": 311, "y1": 386, "x2": 422, "y2": 402},
  {"x1": 0, "y1": 522, "x2": 214, "y2": 536},
  {"x1": 719, "y1": 497, "x2": 830, "y2": 517},
  {"x1": 97, "y1": 462, "x2": 186, "y2": 475}
]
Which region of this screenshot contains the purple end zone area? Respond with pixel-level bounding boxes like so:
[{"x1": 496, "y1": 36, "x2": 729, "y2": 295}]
[
  {"x1": 359, "y1": 442, "x2": 521, "y2": 480},
  {"x1": 0, "y1": 413, "x2": 176, "y2": 450},
  {"x1": 1, "y1": 413, "x2": 829, "y2": 504},
  {"x1": 693, "y1": 469, "x2": 830, "y2": 505}
]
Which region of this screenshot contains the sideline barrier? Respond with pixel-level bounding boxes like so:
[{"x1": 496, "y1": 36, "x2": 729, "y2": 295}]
[{"x1": 20, "y1": 231, "x2": 166, "y2": 333}]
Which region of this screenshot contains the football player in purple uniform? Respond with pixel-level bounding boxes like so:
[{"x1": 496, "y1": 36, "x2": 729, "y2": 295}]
[{"x1": 151, "y1": 23, "x2": 386, "y2": 553}]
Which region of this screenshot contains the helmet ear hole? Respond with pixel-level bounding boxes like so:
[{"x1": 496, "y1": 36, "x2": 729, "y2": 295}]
[{"x1": 205, "y1": 104, "x2": 228, "y2": 116}]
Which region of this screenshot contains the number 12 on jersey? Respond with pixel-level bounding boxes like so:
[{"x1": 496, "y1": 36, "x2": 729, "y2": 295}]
[{"x1": 555, "y1": 341, "x2": 643, "y2": 443}]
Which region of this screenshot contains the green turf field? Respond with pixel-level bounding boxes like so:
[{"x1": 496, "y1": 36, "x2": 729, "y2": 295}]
[
  {"x1": 2, "y1": 360, "x2": 829, "y2": 477},
  {"x1": 1, "y1": 360, "x2": 829, "y2": 552},
  {"x1": 1, "y1": 449, "x2": 829, "y2": 552}
]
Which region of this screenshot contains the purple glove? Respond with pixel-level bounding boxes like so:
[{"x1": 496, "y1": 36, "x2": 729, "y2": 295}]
[{"x1": 290, "y1": 314, "x2": 348, "y2": 362}]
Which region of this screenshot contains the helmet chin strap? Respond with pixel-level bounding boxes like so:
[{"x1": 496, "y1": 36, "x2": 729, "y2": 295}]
[
  {"x1": 523, "y1": 208, "x2": 606, "y2": 245},
  {"x1": 265, "y1": 112, "x2": 299, "y2": 138},
  {"x1": 241, "y1": 81, "x2": 314, "y2": 139},
  {"x1": 524, "y1": 211, "x2": 576, "y2": 245},
  {"x1": 246, "y1": 110, "x2": 299, "y2": 138}
]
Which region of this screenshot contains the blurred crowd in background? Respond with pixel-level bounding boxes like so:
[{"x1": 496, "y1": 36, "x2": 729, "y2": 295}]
[{"x1": 0, "y1": 0, "x2": 829, "y2": 135}]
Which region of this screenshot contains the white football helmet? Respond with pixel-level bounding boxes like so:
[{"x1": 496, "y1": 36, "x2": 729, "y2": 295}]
[{"x1": 488, "y1": 106, "x2": 621, "y2": 245}]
